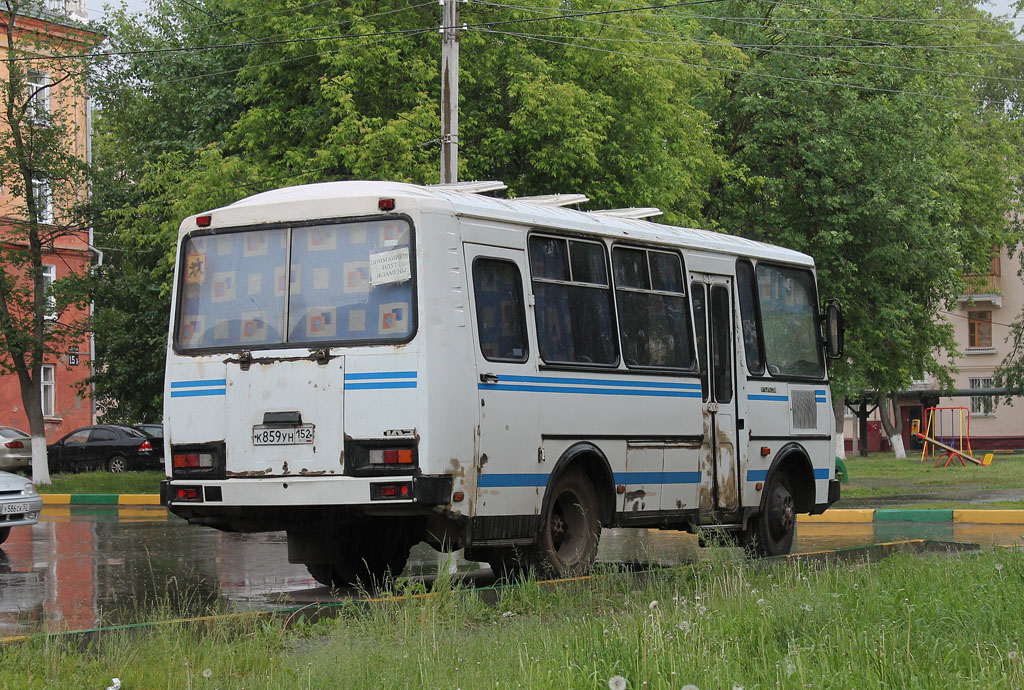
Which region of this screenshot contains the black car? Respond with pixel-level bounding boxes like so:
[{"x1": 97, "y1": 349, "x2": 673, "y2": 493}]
[{"x1": 47, "y1": 425, "x2": 164, "y2": 473}]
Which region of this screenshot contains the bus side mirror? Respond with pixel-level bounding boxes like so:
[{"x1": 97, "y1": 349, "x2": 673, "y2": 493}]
[{"x1": 823, "y1": 300, "x2": 845, "y2": 360}]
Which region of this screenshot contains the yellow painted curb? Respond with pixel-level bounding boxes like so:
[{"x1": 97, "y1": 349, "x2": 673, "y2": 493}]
[
  {"x1": 953, "y1": 510, "x2": 1024, "y2": 524},
  {"x1": 118, "y1": 494, "x2": 161, "y2": 505},
  {"x1": 40, "y1": 494, "x2": 71, "y2": 505},
  {"x1": 797, "y1": 509, "x2": 875, "y2": 523}
]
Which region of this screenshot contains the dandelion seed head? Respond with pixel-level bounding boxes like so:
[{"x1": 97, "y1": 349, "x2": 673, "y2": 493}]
[
  {"x1": 203, "y1": 668, "x2": 213, "y2": 678},
  {"x1": 786, "y1": 664, "x2": 796, "y2": 676},
  {"x1": 733, "y1": 685, "x2": 745, "y2": 690},
  {"x1": 681, "y1": 685, "x2": 700, "y2": 690},
  {"x1": 996, "y1": 563, "x2": 1004, "y2": 571},
  {"x1": 757, "y1": 599, "x2": 767, "y2": 606},
  {"x1": 677, "y1": 621, "x2": 691, "y2": 633},
  {"x1": 608, "y1": 675, "x2": 628, "y2": 690},
  {"x1": 649, "y1": 600, "x2": 659, "y2": 610},
  {"x1": 800, "y1": 604, "x2": 812, "y2": 612},
  {"x1": 1009, "y1": 650, "x2": 1019, "y2": 660}
]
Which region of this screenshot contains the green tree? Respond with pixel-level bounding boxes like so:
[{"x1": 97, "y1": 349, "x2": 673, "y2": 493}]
[
  {"x1": 0, "y1": 1, "x2": 98, "y2": 483},
  {"x1": 705, "y1": 0, "x2": 1023, "y2": 456}
]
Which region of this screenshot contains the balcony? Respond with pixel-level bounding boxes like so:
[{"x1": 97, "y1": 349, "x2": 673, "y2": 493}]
[{"x1": 958, "y1": 274, "x2": 1002, "y2": 308}]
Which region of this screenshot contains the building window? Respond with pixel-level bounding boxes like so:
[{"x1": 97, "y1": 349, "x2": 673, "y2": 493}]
[
  {"x1": 26, "y1": 70, "x2": 50, "y2": 122},
  {"x1": 968, "y1": 311, "x2": 992, "y2": 348},
  {"x1": 970, "y1": 377, "x2": 994, "y2": 416},
  {"x1": 31, "y1": 178, "x2": 52, "y2": 224},
  {"x1": 42, "y1": 264, "x2": 56, "y2": 318},
  {"x1": 41, "y1": 364, "x2": 55, "y2": 417}
]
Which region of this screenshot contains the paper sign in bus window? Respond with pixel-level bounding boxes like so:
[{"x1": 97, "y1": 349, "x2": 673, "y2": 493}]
[
  {"x1": 312, "y1": 268, "x2": 330, "y2": 291},
  {"x1": 244, "y1": 234, "x2": 268, "y2": 257},
  {"x1": 240, "y1": 312, "x2": 267, "y2": 342},
  {"x1": 344, "y1": 262, "x2": 369, "y2": 293},
  {"x1": 308, "y1": 228, "x2": 337, "y2": 251},
  {"x1": 306, "y1": 307, "x2": 336, "y2": 338},
  {"x1": 369, "y1": 248, "x2": 411, "y2": 286},
  {"x1": 379, "y1": 303, "x2": 409, "y2": 334},
  {"x1": 212, "y1": 271, "x2": 236, "y2": 302},
  {"x1": 185, "y1": 253, "x2": 206, "y2": 284},
  {"x1": 180, "y1": 316, "x2": 204, "y2": 345},
  {"x1": 348, "y1": 309, "x2": 366, "y2": 333}
]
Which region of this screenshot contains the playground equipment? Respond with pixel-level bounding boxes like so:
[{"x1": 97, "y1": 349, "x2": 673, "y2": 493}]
[{"x1": 912, "y1": 407, "x2": 994, "y2": 467}]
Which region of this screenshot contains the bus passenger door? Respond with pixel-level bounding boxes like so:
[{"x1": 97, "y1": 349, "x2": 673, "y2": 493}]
[
  {"x1": 690, "y1": 274, "x2": 740, "y2": 518},
  {"x1": 464, "y1": 244, "x2": 540, "y2": 518}
]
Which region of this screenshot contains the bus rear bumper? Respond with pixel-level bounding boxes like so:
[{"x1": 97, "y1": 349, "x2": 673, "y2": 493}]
[{"x1": 160, "y1": 474, "x2": 453, "y2": 510}]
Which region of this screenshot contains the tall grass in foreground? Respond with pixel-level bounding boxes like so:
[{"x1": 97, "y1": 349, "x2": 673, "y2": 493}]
[{"x1": 3, "y1": 548, "x2": 1023, "y2": 689}]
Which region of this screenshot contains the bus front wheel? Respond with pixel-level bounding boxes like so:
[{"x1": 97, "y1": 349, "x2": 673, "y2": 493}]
[
  {"x1": 742, "y1": 473, "x2": 796, "y2": 557},
  {"x1": 529, "y1": 468, "x2": 601, "y2": 577}
]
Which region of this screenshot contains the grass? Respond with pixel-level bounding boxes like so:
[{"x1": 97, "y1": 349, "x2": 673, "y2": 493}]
[
  {"x1": 34, "y1": 470, "x2": 164, "y2": 495},
  {"x1": 838, "y1": 451, "x2": 1024, "y2": 508},
  {"x1": 3, "y1": 548, "x2": 1024, "y2": 688}
]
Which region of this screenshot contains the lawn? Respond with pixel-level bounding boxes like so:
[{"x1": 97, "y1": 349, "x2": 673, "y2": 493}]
[
  {"x1": 838, "y1": 451, "x2": 1024, "y2": 508},
  {"x1": 3, "y1": 547, "x2": 1023, "y2": 689},
  {"x1": 33, "y1": 470, "x2": 164, "y2": 495}
]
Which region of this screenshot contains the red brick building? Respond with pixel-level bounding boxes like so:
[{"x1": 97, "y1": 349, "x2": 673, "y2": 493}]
[{"x1": 0, "y1": 6, "x2": 98, "y2": 442}]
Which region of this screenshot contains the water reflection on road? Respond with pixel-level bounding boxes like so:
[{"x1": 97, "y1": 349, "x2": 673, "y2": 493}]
[{"x1": 1, "y1": 507, "x2": 1022, "y2": 636}]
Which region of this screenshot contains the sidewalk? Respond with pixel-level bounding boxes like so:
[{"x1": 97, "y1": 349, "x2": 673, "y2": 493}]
[{"x1": 38, "y1": 494, "x2": 1024, "y2": 523}]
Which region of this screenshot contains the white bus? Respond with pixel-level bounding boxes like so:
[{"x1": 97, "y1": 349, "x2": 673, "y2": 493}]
[{"x1": 161, "y1": 181, "x2": 844, "y2": 586}]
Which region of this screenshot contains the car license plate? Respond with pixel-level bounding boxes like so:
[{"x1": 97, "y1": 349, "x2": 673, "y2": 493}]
[
  {"x1": 1, "y1": 502, "x2": 30, "y2": 515},
  {"x1": 252, "y1": 425, "x2": 314, "y2": 446}
]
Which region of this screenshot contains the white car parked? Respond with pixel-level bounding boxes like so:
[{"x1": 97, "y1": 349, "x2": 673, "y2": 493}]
[
  {"x1": 0, "y1": 470, "x2": 42, "y2": 545},
  {"x1": 0, "y1": 426, "x2": 31, "y2": 472}
]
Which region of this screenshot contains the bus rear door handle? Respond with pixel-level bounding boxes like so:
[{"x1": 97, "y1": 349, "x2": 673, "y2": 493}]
[{"x1": 479, "y1": 373, "x2": 499, "y2": 384}]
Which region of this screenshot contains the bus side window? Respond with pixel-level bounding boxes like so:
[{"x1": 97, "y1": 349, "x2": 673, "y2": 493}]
[
  {"x1": 472, "y1": 258, "x2": 529, "y2": 363},
  {"x1": 736, "y1": 259, "x2": 765, "y2": 376},
  {"x1": 529, "y1": 235, "x2": 618, "y2": 366}
]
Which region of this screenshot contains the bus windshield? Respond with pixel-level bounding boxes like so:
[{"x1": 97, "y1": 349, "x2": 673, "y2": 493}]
[
  {"x1": 755, "y1": 264, "x2": 824, "y2": 379},
  {"x1": 175, "y1": 218, "x2": 414, "y2": 351}
]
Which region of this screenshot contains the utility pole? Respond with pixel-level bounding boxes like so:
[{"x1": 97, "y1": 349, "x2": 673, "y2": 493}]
[{"x1": 440, "y1": 0, "x2": 460, "y2": 183}]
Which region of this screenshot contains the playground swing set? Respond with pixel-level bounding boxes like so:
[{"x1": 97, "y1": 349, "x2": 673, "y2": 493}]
[{"x1": 912, "y1": 406, "x2": 994, "y2": 468}]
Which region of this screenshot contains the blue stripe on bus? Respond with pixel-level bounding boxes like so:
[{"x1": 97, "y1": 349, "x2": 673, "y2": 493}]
[
  {"x1": 478, "y1": 473, "x2": 550, "y2": 488},
  {"x1": 347, "y1": 381, "x2": 418, "y2": 390},
  {"x1": 479, "y1": 383, "x2": 701, "y2": 398},
  {"x1": 815, "y1": 389, "x2": 827, "y2": 395},
  {"x1": 747, "y1": 468, "x2": 831, "y2": 482},
  {"x1": 170, "y1": 389, "x2": 226, "y2": 398},
  {"x1": 479, "y1": 471, "x2": 703, "y2": 488},
  {"x1": 615, "y1": 471, "x2": 702, "y2": 484},
  {"x1": 170, "y1": 379, "x2": 227, "y2": 388},
  {"x1": 344, "y1": 371, "x2": 418, "y2": 381},
  {"x1": 494, "y1": 375, "x2": 701, "y2": 390},
  {"x1": 749, "y1": 394, "x2": 789, "y2": 402}
]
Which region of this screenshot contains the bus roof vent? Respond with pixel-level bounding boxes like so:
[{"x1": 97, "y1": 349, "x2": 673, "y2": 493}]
[
  {"x1": 429, "y1": 180, "x2": 507, "y2": 194},
  {"x1": 513, "y1": 193, "x2": 590, "y2": 207},
  {"x1": 588, "y1": 207, "x2": 663, "y2": 220}
]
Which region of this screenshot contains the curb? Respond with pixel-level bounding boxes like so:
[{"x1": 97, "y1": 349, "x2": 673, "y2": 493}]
[
  {"x1": 798, "y1": 509, "x2": 1024, "y2": 525},
  {"x1": 40, "y1": 494, "x2": 161, "y2": 506}
]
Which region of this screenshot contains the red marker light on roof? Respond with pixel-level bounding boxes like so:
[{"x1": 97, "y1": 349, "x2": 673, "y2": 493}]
[
  {"x1": 378, "y1": 198, "x2": 396, "y2": 212},
  {"x1": 196, "y1": 215, "x2": 212, "y2": 227}
]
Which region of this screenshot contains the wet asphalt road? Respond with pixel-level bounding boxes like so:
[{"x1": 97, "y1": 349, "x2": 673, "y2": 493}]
[{"x1": 2, "y1": 507, "x2": 1023, "y2": 636}]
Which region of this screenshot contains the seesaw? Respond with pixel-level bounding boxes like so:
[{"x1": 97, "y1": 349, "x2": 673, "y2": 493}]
[{"x1": 915, "y1": 432, "x2": 993, "y2": 467}]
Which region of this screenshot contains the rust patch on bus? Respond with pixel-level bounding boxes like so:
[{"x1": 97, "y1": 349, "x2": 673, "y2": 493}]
[
  {"x1": 698, "y1": 413, "x2": 715, "y2": 512},
  {"x1": 717, "y1": 428, "x2": 738, "y2": 509},
  {"x1": 625, "y1": 489, "x2": 646, "y2": 501},
  {"x1": 298, "y1": 468, "x2": 327, "y2": 476},
  {"x1": 226, "y1": 469, "x2": 273, "y2": 478},
  {"x1": 282, "y1": 461, "x2": 289, "y2": 475}
]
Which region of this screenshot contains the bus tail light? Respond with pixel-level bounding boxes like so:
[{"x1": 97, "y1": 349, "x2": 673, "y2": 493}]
[
  {"x1": 173, "y1": 452, "x2": 215, "y2": 469},
  {"x1": 371, "y1": 482, "x2": 411, "y2": 500},
  {"x1": 175, "y1": 487, "x2": 201, "y2": 501},
  {"x1": 369, "y1": 448, "x2": 414, "y2": 465}
]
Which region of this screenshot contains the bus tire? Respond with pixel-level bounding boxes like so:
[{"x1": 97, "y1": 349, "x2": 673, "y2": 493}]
[
  {"x1": 742, "y1": 472, "x2": 796, "y2": 557},
  {"x1": 529, "y1": 468, "x2": 601, "y2": 577}
]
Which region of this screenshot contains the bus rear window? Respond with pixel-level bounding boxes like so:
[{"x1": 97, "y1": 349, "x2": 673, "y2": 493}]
[{"x1": 175, "y1": 219, "x2": 414, "y2": 351}]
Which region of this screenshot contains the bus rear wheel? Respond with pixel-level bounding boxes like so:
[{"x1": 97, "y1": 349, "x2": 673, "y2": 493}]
[
  {"x1": 742, "y1": 473, "x2": 796, "y2": 557},
  {"x1": 528, "y1": 469, "x2": 600, "y2": 577}
]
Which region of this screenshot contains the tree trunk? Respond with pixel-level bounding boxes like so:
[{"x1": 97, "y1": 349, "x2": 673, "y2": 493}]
[
  {"x1": 18, "y1": 368, "x2": 51, "y2": 484},
  {"x1": 876, "y1": 391, "x2": 906, "y2": 459},
  {"x1": 832, "y1": 396, "x2": 846, "y2": 460}
]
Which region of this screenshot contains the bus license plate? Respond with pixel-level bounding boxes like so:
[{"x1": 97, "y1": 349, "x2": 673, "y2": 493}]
[
  {"x1": 252, "y1": 425, "x2": 315, "y2": 446},
  {"x1": 1, "y1": 502, "x2": 30, "y2": 515}
]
